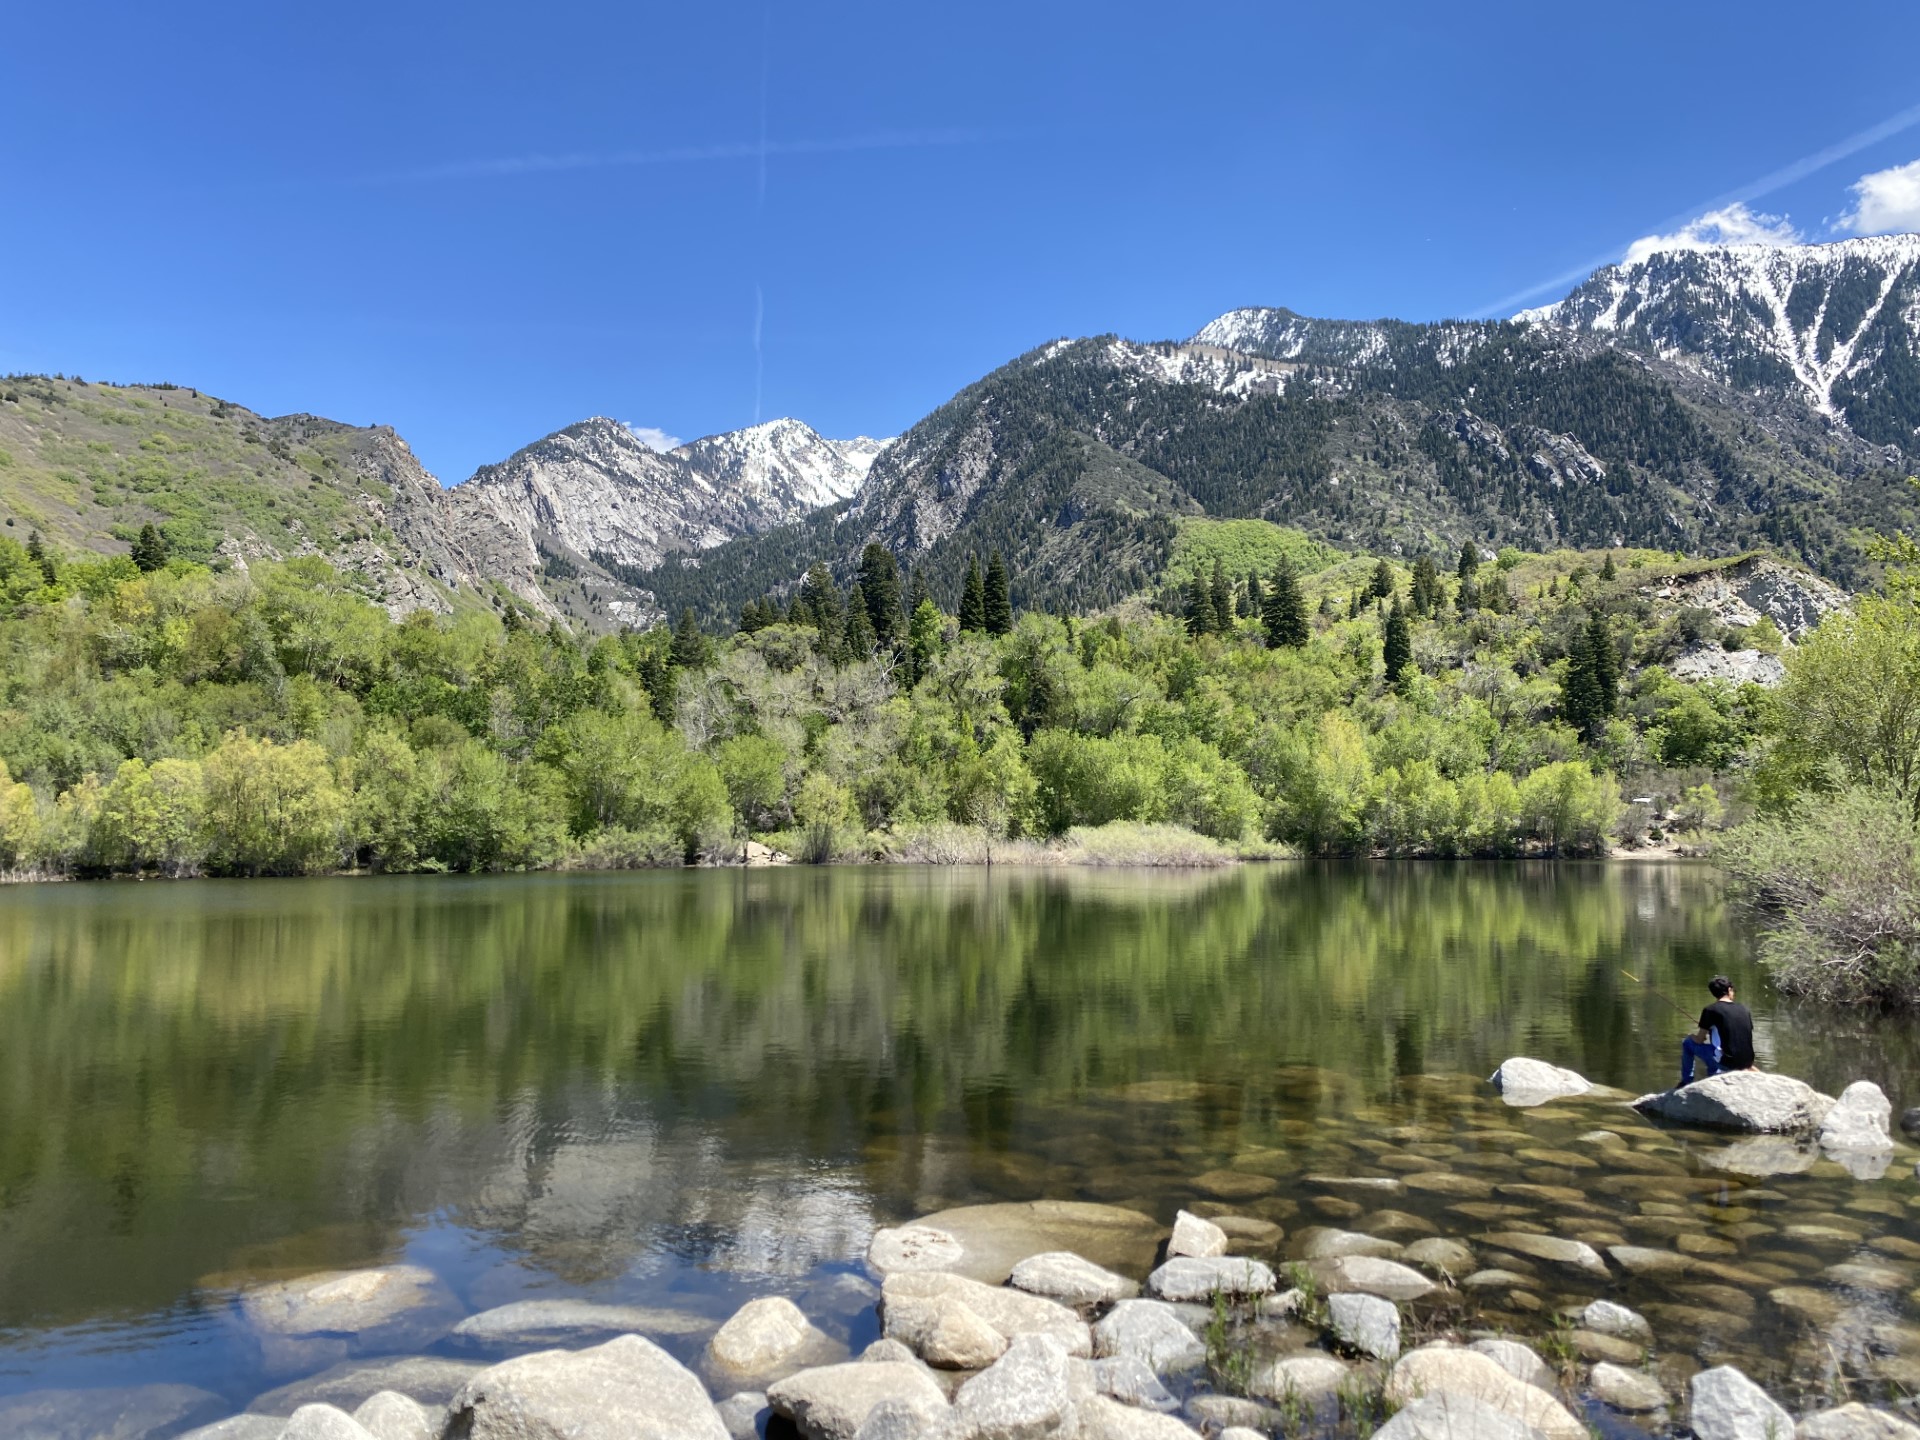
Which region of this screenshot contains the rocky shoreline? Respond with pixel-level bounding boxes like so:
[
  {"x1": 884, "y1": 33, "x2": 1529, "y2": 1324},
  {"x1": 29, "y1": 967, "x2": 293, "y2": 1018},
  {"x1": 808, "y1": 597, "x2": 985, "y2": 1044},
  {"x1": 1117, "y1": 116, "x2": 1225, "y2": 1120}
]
[{"x1": 6, "y1": 1065, "x2": 1917, "y2": 1440}]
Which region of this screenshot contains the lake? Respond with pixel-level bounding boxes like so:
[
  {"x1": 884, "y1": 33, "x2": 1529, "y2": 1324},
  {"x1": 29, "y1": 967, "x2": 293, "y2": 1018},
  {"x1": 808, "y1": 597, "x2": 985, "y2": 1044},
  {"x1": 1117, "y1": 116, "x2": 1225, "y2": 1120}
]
[{"x1": 1, "y1": 862, "x2": 1915, "y2": 1425}]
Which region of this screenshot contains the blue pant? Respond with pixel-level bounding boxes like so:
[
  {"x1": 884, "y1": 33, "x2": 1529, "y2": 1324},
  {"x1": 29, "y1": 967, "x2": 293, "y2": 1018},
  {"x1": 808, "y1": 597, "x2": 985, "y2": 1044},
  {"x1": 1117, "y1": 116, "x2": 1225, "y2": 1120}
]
[{"x1": 1680, "y1": 1034, "x2": 1721, "y2": 1086}]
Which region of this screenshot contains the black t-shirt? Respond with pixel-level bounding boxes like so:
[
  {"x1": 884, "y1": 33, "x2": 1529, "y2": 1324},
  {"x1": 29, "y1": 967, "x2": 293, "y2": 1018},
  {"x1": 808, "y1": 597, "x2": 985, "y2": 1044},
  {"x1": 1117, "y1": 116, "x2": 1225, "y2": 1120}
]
[{"x1": 1699, "y1": 999, "x2": 1755, "y2": 1070}]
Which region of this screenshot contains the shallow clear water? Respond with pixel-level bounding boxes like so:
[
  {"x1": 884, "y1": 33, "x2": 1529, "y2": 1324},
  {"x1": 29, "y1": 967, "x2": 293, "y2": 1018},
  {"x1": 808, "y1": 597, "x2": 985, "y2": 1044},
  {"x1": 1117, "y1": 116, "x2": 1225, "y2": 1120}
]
[{"x1": 0, "y1": 862, "x2": 1915, "y2": 1420}]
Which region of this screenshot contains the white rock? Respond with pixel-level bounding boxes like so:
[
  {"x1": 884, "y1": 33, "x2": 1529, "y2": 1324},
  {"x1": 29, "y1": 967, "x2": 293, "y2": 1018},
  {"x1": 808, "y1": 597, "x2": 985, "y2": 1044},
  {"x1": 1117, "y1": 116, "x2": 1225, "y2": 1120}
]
[
  {"x1": 716, "y1": 1392, "x2": 771, "y2": 1440},
  {"x1": 883, "y1": 1271, "x2": 1090, "y2": 1357},
  {"x1": 446, "y1": 1334, "x2": 731, "y2": 1440},
  {"x1": 1490, "y1": 1058, "x2": 1592, "y2": 1105},
  {"x1": 1690, "y1": 1365, "x2": 1796, "y2": 1440},
  {"x1": 1328, "y1": 1292, "x2": 1401, "y2": 1361},
  {"x1": 283, "y1": 1407, "x2": 378, "y2": 1440},
  {"x1": 1799, "y1": 1403, "x2": 1920, "y2": 1440},
  {"x1": 1298, "y1": 1228, "x2": 1401, "y2": 1260},
  {"x1": 1074, "y1": 1394, "x2": 1202, "y2": 1440},
  {"x1": 1468, "y1": 1339, "x2": 1552, "y2": 1390},
  {"x1": 951, "y1": 1334, "x2": 1078, "y2": 1440},
  {"x1": 1088, "y1": 1357, "x2": 1178, "y2": 1412},
  {"x1": 1010, "y1": 1253, "x2": 1138, "y2": 1307},
  {"x1": 853, "y1": 1399, "x2": 938, "y2": 1440},
  {"x1": 1374, "y1": 1392, "x2": 1552, "y2": 1440},
  {"x1": 1090, "y1": 1301, "x2": 1207, "y2": 1374},
  {"x1": 1386, "y1": 1346, "x2": 1586, "y2": 1440},
  {"x1": 884, "y1": 1293, "x2": 1009, "y2": 1370},
  {"x1": 860, "y1": 1341, "x2": 921, "y2": 1366},
  {"x1": 1167, "y1": 1212, "x2": 1228, "y2": 1260},
  {"x1": 179, "y1": 1420, "x2": 288, "y2": 1440},
  {"x1": 351, "y1": 1391, "x2": 437, "y2": 1440},
  {"x1": 769, "y1": 1363, "x2": 950, "y2": 1440},
  {"x1": 1249, "y1": 1354, "x2": 1350, "y2": 1404},
  {"x1": 1578, "y1": 1300, "x2": 1651, "y2": 1342},
  {"x1": 1820, "y1": 1082, "x2": 1894, "y2": 1153},
  {"x1": 1144, "y1": 1256, "x2": 1275, "y2": 1302},
  {"x1": 1632, "y1": 1072, "x2": 1836, "y2": 1133},
  {"x1": 1590, "y1": 1363, "x2": 1666, "y2": 1413},
  {"x1": 704, "y1": 1296, "x2": 847, "y2": 1386},
  {"x1": 868, "y1": 1226, "x2": 969, "y2": 1276}
]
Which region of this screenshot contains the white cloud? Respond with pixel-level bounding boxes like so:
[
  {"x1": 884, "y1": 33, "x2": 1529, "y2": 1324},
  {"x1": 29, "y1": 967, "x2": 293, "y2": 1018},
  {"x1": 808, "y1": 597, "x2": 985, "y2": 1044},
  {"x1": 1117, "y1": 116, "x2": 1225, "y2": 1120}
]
[
  {"x1": 625, "y1": 424, "x2": 682, "y2": 453},
  {"x1": 1622, "y1": 203, "x2": 1802, "y2": 265},
  {"x1": 1838, "y1": 158, "x2": 1920, "y2": 235}
]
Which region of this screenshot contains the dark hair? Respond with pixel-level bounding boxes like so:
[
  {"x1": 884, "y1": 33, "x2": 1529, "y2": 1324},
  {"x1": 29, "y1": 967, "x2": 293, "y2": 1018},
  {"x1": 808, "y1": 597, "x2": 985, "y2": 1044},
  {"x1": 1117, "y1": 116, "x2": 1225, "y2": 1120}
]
[{"x1": 1708, "y1": 975, "x2": 1732, "y2": 998}]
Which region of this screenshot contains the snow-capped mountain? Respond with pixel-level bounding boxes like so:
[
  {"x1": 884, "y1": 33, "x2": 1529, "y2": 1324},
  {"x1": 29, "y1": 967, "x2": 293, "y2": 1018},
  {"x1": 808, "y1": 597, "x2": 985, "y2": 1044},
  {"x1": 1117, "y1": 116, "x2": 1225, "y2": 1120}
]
[
  {"x1": 1518, "y1": 234, "x2": 1920, "y2": 449},
  {"x1": 1189, "y1": 308, "x2": 1494, "y2": 370},
  {"x1": 445, "y1": 415, "x2": 888, "y2": 625}
]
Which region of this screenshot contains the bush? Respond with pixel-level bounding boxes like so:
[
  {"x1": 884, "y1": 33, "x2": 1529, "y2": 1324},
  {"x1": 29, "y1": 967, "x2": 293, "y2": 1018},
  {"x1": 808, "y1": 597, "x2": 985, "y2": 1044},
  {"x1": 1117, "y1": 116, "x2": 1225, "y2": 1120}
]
[{"x1": 1718, "y1": 788, "x2": 1920, "y2": 1004}]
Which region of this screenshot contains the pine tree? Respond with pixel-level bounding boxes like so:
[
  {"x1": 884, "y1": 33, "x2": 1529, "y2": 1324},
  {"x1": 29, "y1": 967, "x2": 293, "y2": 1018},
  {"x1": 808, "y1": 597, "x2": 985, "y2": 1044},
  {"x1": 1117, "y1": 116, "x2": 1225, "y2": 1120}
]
[
  {"x1": 131, "y1": 522, "x2": 169, "y2": 573},
  {"x1": 638, "y1": 647, "x2": 677, "y2": 724},
  {"x1": 1561, "y1": 625, "x2": 1602, "y2": 737},
  {"x1": 1210, "y1": 559, "x2": 1234, "y2": 633},
  {"x1": 1588, "y1": 610, "x2": 1619, "y2": 719},
  {"x1": 843, "y1": 596, "x2": 876, "y2": 658},
  {"x1": 1382, "y1": 599, "x2": 1412, "y2": 686},
  {"x1": 906, "y1": 567, "x2": 933, "y2": 618},
  {"x1": 1263, "y1": 561, "x2": 1308, "y2": 649},
  {"x1": 983, "y1": 553, "x2": 1013, "y2": 636},
  {"x1": 1600, "y1": 551, "x2": 1618, "y2": 582},
  {"x1": 1409, "y1": 555, "x2": 1439, "y2": 617},
  {"x1": 25, "y1": 530, "x2": 44, "y2": 563},
  {"x1": 1242, "y1": 568, "x2": 1263, "y2": 620},
  {"x1": 1370, "y1": 558, "x2": 1395, "y2": 600},
  {"x1": 959, "y1": 556, "x2": 987, "y2": 633},
  {"x1": 1457, "y1": 541, "x2": 1481, "y2": 581},
  {"x1": 1186, "y1": 578, "x2": 1216, "y2": 637},
  {"x1": 857, "y1": 542, "x2": 903, "y2": 647},
  {"x1": 670, "y1": 609, "x2": 711, "y2": 670},
  {"x1": 799, "y1": 563, "x2": 841, "y2": 636}
]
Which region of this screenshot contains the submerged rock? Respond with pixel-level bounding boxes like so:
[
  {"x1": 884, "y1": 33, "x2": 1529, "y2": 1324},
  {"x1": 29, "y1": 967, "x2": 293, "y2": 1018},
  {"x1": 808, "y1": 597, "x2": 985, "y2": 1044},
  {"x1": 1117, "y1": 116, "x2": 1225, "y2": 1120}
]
[
  {"x1": 1632, "y1": 1072, "x2": 1836, "y2": 1133},
  {"x1": 769, "y1": 1363, "x2": 950, "y2": 1440},
  {"x1": 1297, "y1": 1228, "x2": 1400, "y2": 1261},
  {"x1": 1698, "y1": 1137, "x2": 1820, "y2": 1177},
  {"x1": 1489, "y1": 1058, "x2": 1592, "y2": 1105},
  {"x1": 1690, "y1": 1365, "x2": 1794, "y2": 1440},
  {"x1": 1010, "y1": 1252, "x2": 1139, "y2": 1307},
  {"x1": 237, "y1": 1266, "x2": 464, "y2": 1371},
  {"x1": 452, "y1": 1300, "x2": 716, "y2": 1349},
  {"x1": 1478, "y1": 1233, "x2": 1608, "y2": 1279},
  {"x1": 250, "y1": 1357, "x2": 485, "y2": 1415},
  {"x1": 1249, "y1": 1353, "x2": 1350, "y2": 1404},
  {"x1": 0, "y1": 1384, "x2": 226, "y2": 1440},
  {"x1": 446, "y1": 1334, "x2": 730, "y2": 1440},
  {"x1": 870, "y1": 1204, "x2": 1161, "y2": 1286},
  {"x1": 1820, "y1": 1082, "x2": 1894, "y2": 1154},
  {"x1": 1327, "y1": 1292, "x2": 1401, "y2": 1361},
  {"x1": 1589, "y1": 1363, "x2": 1666, "y2": 1414},
  {"x1": 179, "y1": 1419, "x2": 288, "y2": 1440},
  {"x1": 1401, "y1": 1238, "x2": 1474, "y2": 1276}
]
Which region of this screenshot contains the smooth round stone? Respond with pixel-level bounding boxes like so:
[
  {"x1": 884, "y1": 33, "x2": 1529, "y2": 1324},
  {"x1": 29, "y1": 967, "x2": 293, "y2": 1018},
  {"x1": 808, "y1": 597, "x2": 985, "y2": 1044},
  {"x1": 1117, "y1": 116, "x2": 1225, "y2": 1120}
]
[
  {"x1": 1402, "y1": 1173, "x2": 1496, "y2": 1199},
  {"x1": 1478, "y1": 1233, "x2": 1608, "y2": 1278},
  {"x1": 1461, "y1": 1270, "x2": 1533, "y2": 1291},
  {"x1": 1589, "y1": 1362, "x2": 1666, "y2": 1414},
  {"x1": 1675, "y1": 1284, "x2": 1754, "y2": 1319},
  {"x1": 1309, "y1": 1256, "x2": 1434, "y2": 1302},
  {"x1": 1607, "y1": 1246, "x2": 1689, "y2": 1277},
  {"x1": 1514, "y1": 1149, "x2": 1597, "y2": 1170},
  {"x1": 1825, "y1": 1262, "x2": 1909, "y2": 1291},
  {"x1": 1311, "y1": 1196, "x2": 1365, "y2": 1221},
  {"x1": 1800, "y1": 1404, "x2": 1920, "y2": 1440},
  {"x1": 353, "y1": 1391, "x2": 437, "y2": 1440},
  {"x1": 1297, "y1": 1228, "x2": 1401, "y2": 1261},
  {"x1": 239, "y1": 1267, "x2": 462, "y2": 1365},
  {"x1": 704, "y1": 1298, "x2": 848, "y2": 1388},
  {"x1": 1577, "y1": 1131, "x2": 1628, "y2": 1149},
  {"x1": 1469, "y1": 1339, "x2": 1552, "y2": 1390},
  {"x1": 1770, "y1": 1287, "x2": 1848, "y2": 1324},
  {"x1": 1782, "y1": 1224, "x2": 1864, "y2": 1244},
  {"x1": 1191, "y1": 1171, "x2": 1280, "y2": 1201},
  {"x1": 1249, "y1": 1353, "x2": 1350, "y2": 1403},
  {"x1": 1401, "y1": 1239, "x2": 1475, "y2": 1276},
  {"x1": 1211, "y1": 1216, "x2": 1285, "y2": 1248},
  {"x1": 1363, "y1": 1211, "x2": 1439, "y2": 1238},
  {"x1": 1579, "y1": 1301, "x2": 1651, "y2": 1342},
  {"x1": 282, "y1": 1406, "x2": 379, "y2": 1440},
  {"x1": 448, "y1": 1335, "x2": 730, "y2": 1440},
  {"x1": 1011, "y1": 1253, "x2": 1139, "y2": 1307},
  {"x1": 1642, "y1": 1304, "x2": 1751, "y2": 1338},
  {"x1": 1572, "y1": 1330, "x2": 1643, "y2": 1365},
  {"x1": 1145, "y1": 1257, "x2": 1275, "y2": 1302},
  {"x1": 1307, "y1": 1175, "x2": 1404, "y2": 1193},
  {"x1": 249, "y1": 1358, "x2": 486, "y2": 1416},
  {"x1": 1494, "y1": 1184, "x2": 1586, "y2": 1206},
  {"x1": 0, "y1": 1385, "x2": 226, "y2": 1440},
  {"x1": 1449, "y1": 1204, "x2": 1534, "y2": 1223},
  {"x1": 1870, "y1": 1237, "x2": 1920, "y2": 1261},
  {"x1": 1677, "y1": 1234, "x2": 1739, "y2": 1257}
]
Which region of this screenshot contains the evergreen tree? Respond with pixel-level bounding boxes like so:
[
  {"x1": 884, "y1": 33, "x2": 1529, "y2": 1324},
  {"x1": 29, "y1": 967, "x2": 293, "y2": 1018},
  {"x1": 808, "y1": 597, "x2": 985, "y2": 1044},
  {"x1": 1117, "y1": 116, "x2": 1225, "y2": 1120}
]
[
  {"x1": 1561, "y1": 625, "x2": 1603, "y2": 736},
  {"x1": 1348, "y1": 589, "x2": 1365, "y2": 620},
  {"x1": 1186, "y1": 577, "x2": 1216, "y2": 637},
  {"x1": 26, "y1": 530, "x2": 54, "y2": 586},
  {"x1": 1242, "y1": 568, "x2": 1263, "y2": 619},
  {"x1": 906, "y1": 567, "x2": 933, "y2": 618},
  {"x1": 638, "y1": 647, "x2": 677, "y2": 724},
  {"x1": 798, "y1": 563, "x2": 842, "y2": 635},
  {"x1": 1382, "y1": 599, "x2": 1412, "y2": 685},
  {"x1": 131, "y1": 523, "x2": 169, "y2": 573},
  {"x1": 1210, "y1": 559, "x2": 1234, "y2": 633},
  {"x1": 983, "y1": 553, "x2": 1013, "y2": 636},
  {"x1": 959, "y1": 556, "x2": 987, "y2": 633},
  {"x1": 905, "y1": 597, "x2": 941, "y2": 687},
  {"x1": 1409, "y1": 555, "x2": 1440, "y2": 617},
  {"x1": 1369, "y1": 558, "x2": 1395, "y2": 600},
  {"x1": 857, "y1": 542, "x2": 903, "y2": 647},
  {"x1": 1457, "y1": 541, "x2": 1481, "y2": 581},
  {"x1": 843, "y1": 595, "x2": 876, "y2": 658},
  {"x1": 1263, "y1": 561, "x2": 1308, "y2": 649},
  {"x1": 1588, "y1": 610, "x2": 1619, "y2": 718},
  {"x1": 738, "y1": 597, "x2": 772, "y2": 634},
  {"x1": 1600, "y1": 551, "x2": 1618, "y2": 582},
  {"x1": 670, "y1": 609, "x2": 712, "y2": 670}
]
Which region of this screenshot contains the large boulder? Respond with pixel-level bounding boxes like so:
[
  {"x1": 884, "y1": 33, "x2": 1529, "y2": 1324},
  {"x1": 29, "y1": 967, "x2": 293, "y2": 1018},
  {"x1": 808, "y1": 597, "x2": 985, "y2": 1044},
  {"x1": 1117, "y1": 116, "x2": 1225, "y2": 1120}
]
[
  {"x1": 868, "y1": 1203, "x2": 1162, "y2": 1285},
  {"x1": 1385, "y1": 1346, "x2": 1586, "y2": 1440},
  {"x1": 769, "y1": 1363, "x2": 949, "y2": 1440},
  {"x1": 1090, "y1": 1301, "x2": 1206, "y2": 1374},
  {"x1": 949, "y1": 1334, "x2": 1078, "y2": 1440},
  {"x1": 452, "y1": 1300, "x2": 716, "y2": 1349},
  {"x1": 444, "y1": 1334, "x2": 731, "y2": 1440},
  {"x1": 1799, "y1": 1404, "x2": 1920, "y2": 1440},
  {"x1": 0, "y1": 1385, "x2": 226, "y2": 1440},
  {"x1": 882, "y1": 1271, "x2": 1090, "y2": 1357},
  {"x1": 704, "y1": 1297, "x2": 848, "y2": 1388},
  {"x1": 1010, "y1": 1253, "x2": 1138, "y2": 1307},
  {"x1": 884, "y1": 1292, "x2": 1009, "y2": 1370},
  {"x1": 1632, "y1": 1072, "x2": 1836, "y2": 1133},
  {"x1": 1144, "y1": 1257, "x2": 1274, "y2": 1302},
  {"x1": 1690, "y1": 1365, "x2": 1794, "y2": 1440},
  {"x1": 1374, "y1": 1392, "x2": 1552, "y2": 1440},
  {"x1": 1819, "y1": 1082, "x2": 1894, "y2": 1153},
  {"x1": 1489, "y1": 1058, "x2": 1591, "y2": 1106}
]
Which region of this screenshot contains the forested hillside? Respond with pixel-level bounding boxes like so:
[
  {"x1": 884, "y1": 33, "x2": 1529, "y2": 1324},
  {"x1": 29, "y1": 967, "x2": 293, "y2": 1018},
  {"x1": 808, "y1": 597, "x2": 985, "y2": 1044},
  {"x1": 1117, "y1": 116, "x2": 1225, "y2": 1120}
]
[{"x1": 0, "y1": 521, "x2": 1813, "y2": 877}]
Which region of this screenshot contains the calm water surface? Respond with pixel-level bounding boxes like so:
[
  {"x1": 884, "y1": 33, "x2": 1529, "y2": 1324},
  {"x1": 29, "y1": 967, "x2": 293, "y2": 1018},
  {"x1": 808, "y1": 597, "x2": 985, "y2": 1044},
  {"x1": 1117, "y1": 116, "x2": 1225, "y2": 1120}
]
[{"x1": 1, "y1": 862, "x2": 1915, "y2": 1416}]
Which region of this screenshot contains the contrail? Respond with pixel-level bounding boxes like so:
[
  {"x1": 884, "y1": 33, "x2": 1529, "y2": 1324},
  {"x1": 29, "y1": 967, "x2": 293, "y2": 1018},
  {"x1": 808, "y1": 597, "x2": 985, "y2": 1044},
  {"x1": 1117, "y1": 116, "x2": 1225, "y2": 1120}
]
[
  {"x1": 753, "y1": 4, "x2": 770, "y2": 423},
  {"x1": 753, "y1": 282, "x2": 765, "y2": 425},
  {"x1": 1469, "y1": 98, "x2": 1920, "y2": 318},
  {"x1": 354, "y1": 128, "x2": 996, "y2": 186}
]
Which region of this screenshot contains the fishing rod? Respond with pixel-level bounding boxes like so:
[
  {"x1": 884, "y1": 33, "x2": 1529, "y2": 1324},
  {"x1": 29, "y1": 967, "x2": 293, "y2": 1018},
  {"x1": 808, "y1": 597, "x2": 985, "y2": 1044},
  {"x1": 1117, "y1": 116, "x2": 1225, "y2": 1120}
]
[{"x1": 1620, "y1": 969, "x2": 1695, "y2": 1023}]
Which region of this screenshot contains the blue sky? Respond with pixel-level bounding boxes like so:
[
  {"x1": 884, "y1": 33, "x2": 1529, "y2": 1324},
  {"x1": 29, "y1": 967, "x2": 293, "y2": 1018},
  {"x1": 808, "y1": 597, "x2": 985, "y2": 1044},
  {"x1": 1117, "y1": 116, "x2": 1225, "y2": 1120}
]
[{"x1": 4, "y1": 1, "x2": 1919, "y2": 483}]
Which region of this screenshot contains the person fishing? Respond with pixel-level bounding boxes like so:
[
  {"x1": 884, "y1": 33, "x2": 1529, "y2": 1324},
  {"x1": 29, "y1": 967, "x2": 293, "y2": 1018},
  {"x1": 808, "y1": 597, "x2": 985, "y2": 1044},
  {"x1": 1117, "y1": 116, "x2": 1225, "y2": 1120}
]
[{"x1": 1680, "y1": 975, "x2": 1756, "y2": 1085}]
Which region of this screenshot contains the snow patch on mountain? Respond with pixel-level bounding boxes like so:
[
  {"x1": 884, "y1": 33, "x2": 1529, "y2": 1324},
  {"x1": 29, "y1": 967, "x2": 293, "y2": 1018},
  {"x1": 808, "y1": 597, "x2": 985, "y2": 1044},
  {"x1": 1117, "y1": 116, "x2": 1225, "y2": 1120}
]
[{"x1": 674, "y1": 417, "x2": 887, "y2": 511}]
